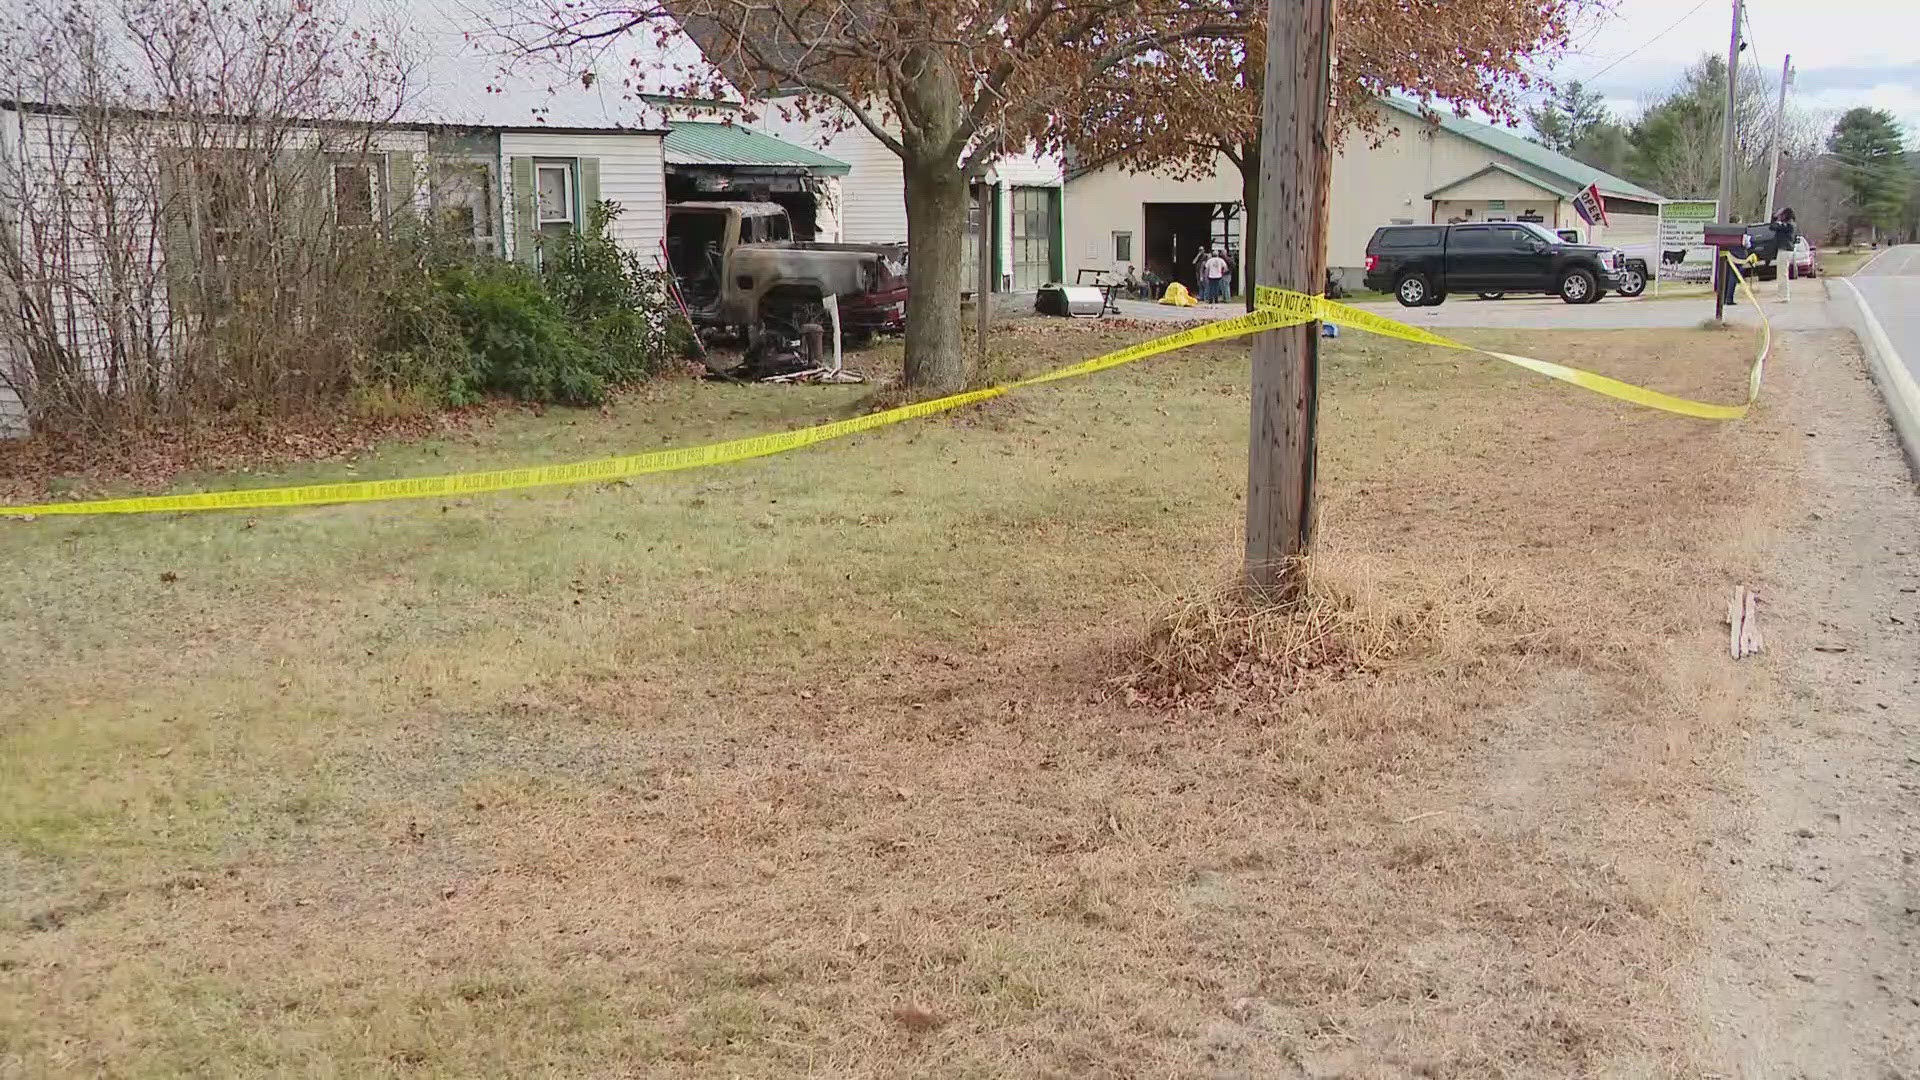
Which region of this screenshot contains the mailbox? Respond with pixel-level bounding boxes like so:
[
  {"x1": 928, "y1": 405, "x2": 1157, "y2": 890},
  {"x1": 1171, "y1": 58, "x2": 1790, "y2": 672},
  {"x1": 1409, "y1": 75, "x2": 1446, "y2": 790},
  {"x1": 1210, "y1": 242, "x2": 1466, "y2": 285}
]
[{"x1": 1702, "y1": 223, "x2": 1750, "y2": 250}]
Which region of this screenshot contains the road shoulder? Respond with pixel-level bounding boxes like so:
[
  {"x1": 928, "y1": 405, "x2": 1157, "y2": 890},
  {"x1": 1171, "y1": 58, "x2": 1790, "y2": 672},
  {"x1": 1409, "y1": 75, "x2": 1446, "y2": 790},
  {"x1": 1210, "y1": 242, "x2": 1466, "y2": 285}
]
[
  {"x1": 1833, "y1": 275, "x2": 1920, "y2": 476},
  {"x1": 1700, "y1": 328, "x2": 1920, "y2": 1073}
]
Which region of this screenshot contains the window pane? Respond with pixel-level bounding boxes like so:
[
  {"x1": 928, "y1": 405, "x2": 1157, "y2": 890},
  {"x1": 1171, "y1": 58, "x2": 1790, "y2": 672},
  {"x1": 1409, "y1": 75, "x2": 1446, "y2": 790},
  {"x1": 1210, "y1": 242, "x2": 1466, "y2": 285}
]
[
  {"x1": 334, "y1": 165, "x2": 373, "y2": 227},
  {"x1": 1450, "y1": 227, "x2": 1496, "y2": 251},
  {"x1": 1113, "y1": 231, "x2": 1131, "y2": 262},
  {"x1": 536, "y1": 166, "x2": 570, "y2": 223}
]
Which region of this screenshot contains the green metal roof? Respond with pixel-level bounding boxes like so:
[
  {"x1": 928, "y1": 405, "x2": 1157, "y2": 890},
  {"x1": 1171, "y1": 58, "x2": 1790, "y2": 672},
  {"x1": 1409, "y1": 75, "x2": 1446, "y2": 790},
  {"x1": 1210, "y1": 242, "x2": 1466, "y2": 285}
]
[
  {"x1": 1380, "y1": 97, "x2": 1666, "y2": 204},
  {"x1": 663, "y1": 121, "x2": 850, "y2": 176}
]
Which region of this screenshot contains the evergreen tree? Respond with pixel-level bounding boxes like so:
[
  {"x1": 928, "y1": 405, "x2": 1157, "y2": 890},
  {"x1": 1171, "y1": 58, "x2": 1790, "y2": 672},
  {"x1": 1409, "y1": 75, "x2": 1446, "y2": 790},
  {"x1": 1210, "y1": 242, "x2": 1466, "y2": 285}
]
[{"x1": 1827, "y1": 107, "x2": 1909, "y2": 241}]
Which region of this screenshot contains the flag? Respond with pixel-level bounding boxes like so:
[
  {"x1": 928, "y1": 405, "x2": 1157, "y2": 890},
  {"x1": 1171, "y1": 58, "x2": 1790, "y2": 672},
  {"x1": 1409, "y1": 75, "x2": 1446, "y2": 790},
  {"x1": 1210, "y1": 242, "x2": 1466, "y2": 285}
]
[{"x1": 1573, "y1": 183, "x2": 1610, "y2": 228}]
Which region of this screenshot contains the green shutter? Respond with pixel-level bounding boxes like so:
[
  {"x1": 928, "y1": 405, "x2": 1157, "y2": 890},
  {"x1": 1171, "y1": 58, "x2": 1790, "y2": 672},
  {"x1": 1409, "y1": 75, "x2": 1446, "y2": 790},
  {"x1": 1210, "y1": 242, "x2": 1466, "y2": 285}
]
[
  {"x1": 577, "y1": 157, "x2": 601, "y2": 231},
  {"x1": 157, "y1": 155, "x2": 199, "y2": 316},
  {"x1": 385, "y1": 151, "x2": 418, "y2": 225},
  {"x1": 510, "y1": 156, "x2": 537, "y2": 265}
]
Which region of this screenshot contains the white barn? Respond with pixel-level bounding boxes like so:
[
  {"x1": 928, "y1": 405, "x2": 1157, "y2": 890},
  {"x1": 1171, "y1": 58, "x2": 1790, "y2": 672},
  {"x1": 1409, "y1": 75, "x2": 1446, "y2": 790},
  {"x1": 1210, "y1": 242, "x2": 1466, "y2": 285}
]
[{"x1": 1066, "y1": 98, "x2": 1666, "y2": 295}]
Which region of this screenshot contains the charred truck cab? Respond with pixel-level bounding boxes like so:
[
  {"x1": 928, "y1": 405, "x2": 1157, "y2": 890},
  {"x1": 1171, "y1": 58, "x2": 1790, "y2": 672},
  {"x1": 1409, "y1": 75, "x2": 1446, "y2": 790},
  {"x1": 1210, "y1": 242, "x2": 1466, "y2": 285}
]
[{"x1": 664, "y1": 202, "x2": 908, "y2": 351}]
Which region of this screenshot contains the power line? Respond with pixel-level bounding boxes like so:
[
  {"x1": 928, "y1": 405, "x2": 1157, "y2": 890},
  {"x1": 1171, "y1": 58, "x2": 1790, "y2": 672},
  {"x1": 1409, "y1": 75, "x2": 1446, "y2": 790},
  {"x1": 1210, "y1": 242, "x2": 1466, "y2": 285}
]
[
  {"x1": 1581, "y1": 0, "x2": 1716, "y2": 83},
  {"x1": 1740, "y1": 2, "x2": 1762, "y2": 69}
]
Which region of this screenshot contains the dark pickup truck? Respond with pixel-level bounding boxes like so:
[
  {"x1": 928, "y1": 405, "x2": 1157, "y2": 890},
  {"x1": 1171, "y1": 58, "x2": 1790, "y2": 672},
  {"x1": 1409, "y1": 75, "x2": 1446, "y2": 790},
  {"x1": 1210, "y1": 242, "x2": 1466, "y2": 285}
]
[{"x1": 1364, "y1": 221, "x2": 1629, "y2": 307}]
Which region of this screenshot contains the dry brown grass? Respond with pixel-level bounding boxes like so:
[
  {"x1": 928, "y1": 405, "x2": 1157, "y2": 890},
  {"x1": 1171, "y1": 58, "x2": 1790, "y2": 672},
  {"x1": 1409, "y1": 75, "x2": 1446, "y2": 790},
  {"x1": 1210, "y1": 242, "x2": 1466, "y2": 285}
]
[{"x1": 0, "y1": 318, "x2": 1809, "y2": 1077}]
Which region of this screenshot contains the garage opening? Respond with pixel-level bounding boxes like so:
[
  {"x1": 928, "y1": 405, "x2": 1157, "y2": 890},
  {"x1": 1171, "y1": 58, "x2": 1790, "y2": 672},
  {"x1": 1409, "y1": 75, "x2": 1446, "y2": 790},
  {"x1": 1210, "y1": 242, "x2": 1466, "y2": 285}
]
[
  {"x1": 664, "y1": 172, "x2": 823, "y2": 240},
  {"x1": 1144, "y1": 201, "x2": 1241, "y2": 293}
]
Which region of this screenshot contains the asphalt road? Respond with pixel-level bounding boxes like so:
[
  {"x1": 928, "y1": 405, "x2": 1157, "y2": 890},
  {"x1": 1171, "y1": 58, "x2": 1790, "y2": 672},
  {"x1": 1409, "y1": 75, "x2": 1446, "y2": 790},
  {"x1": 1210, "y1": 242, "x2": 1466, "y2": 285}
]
[{"x1": 1848, "y1": 245, "x2": 1920, "y2": 382}]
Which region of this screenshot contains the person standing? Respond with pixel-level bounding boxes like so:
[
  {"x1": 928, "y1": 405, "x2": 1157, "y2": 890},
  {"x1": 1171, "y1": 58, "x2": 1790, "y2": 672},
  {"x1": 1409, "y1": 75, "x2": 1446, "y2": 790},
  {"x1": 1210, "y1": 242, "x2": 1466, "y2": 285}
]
[{"x1": 1203, "y1": 249, "x2": 1229, "y2": 303}]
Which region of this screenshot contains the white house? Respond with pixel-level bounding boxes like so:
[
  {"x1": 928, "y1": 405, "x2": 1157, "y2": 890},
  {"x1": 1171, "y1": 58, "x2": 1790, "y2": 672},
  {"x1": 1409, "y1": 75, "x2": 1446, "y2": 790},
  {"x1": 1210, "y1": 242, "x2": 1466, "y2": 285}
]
[
  {"x1": 1066, "y1": 98, "x2": 1666, "y2": 293},
  {"x1": 0, "y1": 4, "x2": 856, "y2": 437}
]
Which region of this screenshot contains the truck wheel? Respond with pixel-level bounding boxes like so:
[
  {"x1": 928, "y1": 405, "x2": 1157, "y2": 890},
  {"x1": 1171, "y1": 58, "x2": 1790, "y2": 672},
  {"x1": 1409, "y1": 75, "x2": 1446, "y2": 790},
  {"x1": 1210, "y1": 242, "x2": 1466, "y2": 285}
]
[
  {"x1": 1394, "y1": 273, "x2": 1431, "y2": 307},
  {"x1": 1616, "y1": 267, "x2": 1646, "y2": 298},
  {"x1": 1477, "y1": 292, "x2": 1505, "y2": 301},
  {"x1": 1558, "y1": 268, "x2": 1597, "y2": 304},
  {"x1": 759, "y1": 290, "x2": 830, "y2": 341}
]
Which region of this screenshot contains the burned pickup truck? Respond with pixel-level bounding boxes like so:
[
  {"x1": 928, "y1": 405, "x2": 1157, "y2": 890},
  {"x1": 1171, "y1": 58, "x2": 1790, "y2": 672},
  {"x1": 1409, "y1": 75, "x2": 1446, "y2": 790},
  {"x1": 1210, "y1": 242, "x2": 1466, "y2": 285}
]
[{"x1": 664, "y1": 202, "x2": 907, "y2": 373}]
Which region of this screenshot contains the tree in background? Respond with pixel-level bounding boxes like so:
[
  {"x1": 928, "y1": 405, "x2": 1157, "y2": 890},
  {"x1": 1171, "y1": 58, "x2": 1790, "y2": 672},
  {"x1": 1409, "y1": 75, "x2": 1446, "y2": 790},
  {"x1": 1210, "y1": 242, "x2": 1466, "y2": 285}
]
[
  {"x1": 492, "y1": 0, "x2": 1247, "y2": 395},
  {"x1": 1568, "y1": 122, "x2": 1632, "y2": 176},
  {"x1": 1902, "y1": 152, "x2": 1920, "y2": 245},
  {"x1": 1526, "y1": 80, "x2": 1610, "y2": 153},
  {"x1": 1826, "y1": 107, "x2": 1909, "y2": 243},
  {"x1": 1528, "y1": 79, "x2": 1636, "y2": 177},
  {"x1": 1060, "y1": 0, "x2": 1586, "y2": 311}
]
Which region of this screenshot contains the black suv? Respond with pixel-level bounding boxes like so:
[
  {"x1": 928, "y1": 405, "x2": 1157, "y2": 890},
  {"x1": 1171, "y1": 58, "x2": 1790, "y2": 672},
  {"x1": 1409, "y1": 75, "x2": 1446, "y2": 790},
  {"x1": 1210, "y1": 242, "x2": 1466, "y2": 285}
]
[{"x1": 1363, "y1": 222, "x2": 1629, "y2": 307}]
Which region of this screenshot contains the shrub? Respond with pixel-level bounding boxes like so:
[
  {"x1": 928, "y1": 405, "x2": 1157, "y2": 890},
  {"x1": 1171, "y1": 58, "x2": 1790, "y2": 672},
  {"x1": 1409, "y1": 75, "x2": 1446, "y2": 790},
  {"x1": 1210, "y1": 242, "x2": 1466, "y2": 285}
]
[
  {"x1": 369, "y1": 201, "x2": 683, "y2": 408},
  {"x1": 539, "y1": 202, "x2": 682, "y2": 387}
]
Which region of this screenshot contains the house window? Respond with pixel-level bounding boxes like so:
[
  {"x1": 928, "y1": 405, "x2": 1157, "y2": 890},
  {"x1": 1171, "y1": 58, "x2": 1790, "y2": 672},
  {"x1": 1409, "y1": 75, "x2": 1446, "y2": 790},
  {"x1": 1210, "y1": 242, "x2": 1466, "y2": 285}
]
[
  {"x1": 332, "y1": 163, "x2": 376, "y2": 230},
  {"x1": 1113, "y1": 230, "x2": 1133, "y2": 263},
  {"x1": 432, "y1": 158, "x2": 499, "y2": 255},
  {"x1": 203, "y1": 161, "x2": 273, "y2": 270},
  {"x1": 535, "y1": 161, "x2": 575, "y2": 233}
]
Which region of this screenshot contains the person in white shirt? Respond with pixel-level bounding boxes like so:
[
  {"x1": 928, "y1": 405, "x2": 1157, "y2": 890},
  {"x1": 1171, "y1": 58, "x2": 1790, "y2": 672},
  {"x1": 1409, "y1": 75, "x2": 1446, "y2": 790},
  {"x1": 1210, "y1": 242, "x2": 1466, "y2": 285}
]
[{"x1": 1203, "y1": 251, "x2": 1230, "y2": 303}]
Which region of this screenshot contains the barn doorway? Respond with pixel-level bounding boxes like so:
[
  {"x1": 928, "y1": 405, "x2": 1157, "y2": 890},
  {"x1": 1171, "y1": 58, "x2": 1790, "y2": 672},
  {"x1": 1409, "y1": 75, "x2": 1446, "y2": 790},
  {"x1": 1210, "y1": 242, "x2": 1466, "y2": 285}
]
[{"x1": 1145, "y1": 201, "x2": 1241, "y2": 292}]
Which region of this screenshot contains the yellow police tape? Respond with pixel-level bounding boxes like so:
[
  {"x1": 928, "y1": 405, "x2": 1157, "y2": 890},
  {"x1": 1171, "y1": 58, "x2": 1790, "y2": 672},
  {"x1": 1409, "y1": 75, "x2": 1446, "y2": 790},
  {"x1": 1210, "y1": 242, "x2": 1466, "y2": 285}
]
[
  {"x1": 0, "y1": 255, "x2": 1768, "y2": 517},
  {"x1": 1256, "y1": 251, "x2": 1770, "y2": 422}
]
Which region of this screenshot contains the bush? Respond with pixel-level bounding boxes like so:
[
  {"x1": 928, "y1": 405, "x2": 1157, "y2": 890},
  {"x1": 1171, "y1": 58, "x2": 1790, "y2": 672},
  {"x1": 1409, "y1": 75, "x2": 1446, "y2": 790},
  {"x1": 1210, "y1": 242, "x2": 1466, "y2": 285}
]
[
  {"x1": 540, "y1": 202, "x2": 683, "y2": 388},
  {"x1": 369, "y1": 201, "x2": 683, "y2": 408}
]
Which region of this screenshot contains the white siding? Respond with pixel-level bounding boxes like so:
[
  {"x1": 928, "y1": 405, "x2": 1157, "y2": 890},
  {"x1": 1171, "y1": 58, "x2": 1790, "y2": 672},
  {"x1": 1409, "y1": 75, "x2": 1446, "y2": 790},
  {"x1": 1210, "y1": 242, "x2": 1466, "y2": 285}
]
[
  {"x1": 1589, "y1": 211, "x2": 1659, "y2": 256},
  {"x1": 0, "y1": 388, "x2": 23, "y2": 438},
  {"x1": 1431, "y1": 198, "x2": 1563, "y2": 225},
  {"x1": 744, "y1": 110, "x2": 904, "y2": 244},
  {"x1": 500, "y1": 131, "x2": 667, "y2": 262},
  {"x1": 0, "y1": 107, "x2": 166, "y2": 431},
  {"x1": 0, "y1": 107, "x2": 430, "y2": 437},
  {"x1": 1064, "y1": 154, "x2": 1246, "y2": 283}
]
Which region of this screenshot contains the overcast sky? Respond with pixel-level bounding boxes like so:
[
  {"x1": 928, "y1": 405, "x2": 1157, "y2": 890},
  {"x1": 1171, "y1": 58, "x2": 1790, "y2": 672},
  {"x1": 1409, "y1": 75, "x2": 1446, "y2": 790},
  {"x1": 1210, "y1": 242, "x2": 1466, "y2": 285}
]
[{"x1": 1546, "y1": 0, "x2": 1920, "y2": 136}]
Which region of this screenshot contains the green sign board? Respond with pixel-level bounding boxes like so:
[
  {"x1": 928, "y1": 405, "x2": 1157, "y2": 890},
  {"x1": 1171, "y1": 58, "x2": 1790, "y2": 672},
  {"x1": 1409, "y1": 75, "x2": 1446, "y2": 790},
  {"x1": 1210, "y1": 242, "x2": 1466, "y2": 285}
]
[{"x1": 1656, "y1": 200, "x2": 1719, "y2": 283}]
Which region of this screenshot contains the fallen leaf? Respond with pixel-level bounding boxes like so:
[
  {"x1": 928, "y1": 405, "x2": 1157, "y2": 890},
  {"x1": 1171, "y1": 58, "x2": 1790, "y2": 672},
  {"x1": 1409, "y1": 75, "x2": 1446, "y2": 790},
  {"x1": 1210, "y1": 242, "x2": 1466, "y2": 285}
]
[{"x1": 158, "y1": 571, "x2": 178, "y2": 584}]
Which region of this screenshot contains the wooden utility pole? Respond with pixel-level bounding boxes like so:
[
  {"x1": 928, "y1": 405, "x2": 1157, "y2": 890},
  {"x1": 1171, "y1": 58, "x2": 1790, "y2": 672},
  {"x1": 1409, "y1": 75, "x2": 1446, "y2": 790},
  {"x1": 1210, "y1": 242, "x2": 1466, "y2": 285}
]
[
  {"x1": 1244, "y1": 0, "x2": 1334, "y2": 594},
  {"x1": 1714, "y1": 0, "x2": 1743, "y2": 321}
]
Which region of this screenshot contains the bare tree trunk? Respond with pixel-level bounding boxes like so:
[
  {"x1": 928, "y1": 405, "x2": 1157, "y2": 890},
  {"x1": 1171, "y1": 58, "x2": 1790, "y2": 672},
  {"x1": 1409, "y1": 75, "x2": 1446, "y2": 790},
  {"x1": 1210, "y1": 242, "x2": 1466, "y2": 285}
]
[{"x1": 902, "y1": 161, "x2": 970, "y2": 395}]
